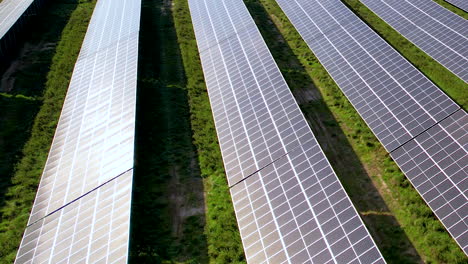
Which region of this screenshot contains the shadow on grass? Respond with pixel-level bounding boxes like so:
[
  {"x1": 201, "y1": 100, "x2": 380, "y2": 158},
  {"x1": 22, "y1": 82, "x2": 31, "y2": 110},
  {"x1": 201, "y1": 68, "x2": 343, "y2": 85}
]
[
  {"x1": 129, "y1": 0, "x2": 208, "y2": 263},
  {"x1": 245, "y1": 1, "x2": 423, "y2": 263},
  {"x1": 0, "y1": 0, "x2": 79, "y2": 96},
  {"x1": 0, "y1": 94, "x2": 40, "y2": 208},
  {"x1": 0, "y1": 0, "x2": 78, "y2": 213}
]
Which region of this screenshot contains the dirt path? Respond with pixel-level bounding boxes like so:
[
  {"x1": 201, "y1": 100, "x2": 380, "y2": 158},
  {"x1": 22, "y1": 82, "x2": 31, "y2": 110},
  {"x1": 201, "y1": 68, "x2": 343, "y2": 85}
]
[{"x1": 169, "y1": 156, "x2": 205, "y2": 237}]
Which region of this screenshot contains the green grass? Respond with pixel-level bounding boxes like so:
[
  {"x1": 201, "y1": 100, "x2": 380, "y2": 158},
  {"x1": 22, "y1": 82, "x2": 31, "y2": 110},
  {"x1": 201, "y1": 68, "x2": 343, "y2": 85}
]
[
  {"x1": 173, "y1": 0, "x2": 246, "y2": 263},
  {"x1": 0, "y1": 1, "x2": 96, "y2": 262},
  {"x1": 129, "y1": 0, "x2": 207, "y2": 263},
  {"x1": 0, "y1": 94, "x2": 40, "y2": 207},
  {"x1": 253, "y1": 0, "x2": 466, "y2": 263},
  {"x1": 342, "y1": 0, "x2": 467, "y2": 109}
]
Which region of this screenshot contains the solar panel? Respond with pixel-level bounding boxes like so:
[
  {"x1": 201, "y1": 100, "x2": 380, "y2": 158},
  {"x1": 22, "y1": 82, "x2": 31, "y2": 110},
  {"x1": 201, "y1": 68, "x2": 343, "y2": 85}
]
[
  {"x1": 77, "y1": 0, "x2": 141, "y2": 59},
  {"x1": 27, "y1": 33, "x2": 138, "y2": 224},
  {"x1": 15, "y1": 0, "x2": 141, "y2": 262},
  {"x1": 390, "y1": 109, "x2": 468, "y2": 254},
  {"x1": 189, "y1": 0, "x2": 386, "y2": 262},
  {"x1": 274, "y1": 0, "x2": 467, "y2": 254},
  {"x1": 276, "y1": 0, "x2": 460, "y2": 152},
  {"x1": 360, "y1": 0, "x2": 468, "y2": 82},
  {"x1": 15, "y1": 170, "x2": 133, "y2": 264},
  {"x1": 446, "y1": 0, "x2": 468, "y2": 12},
  {"x1": 0, "y1": 0, "x2": 33, "y2": 40}
]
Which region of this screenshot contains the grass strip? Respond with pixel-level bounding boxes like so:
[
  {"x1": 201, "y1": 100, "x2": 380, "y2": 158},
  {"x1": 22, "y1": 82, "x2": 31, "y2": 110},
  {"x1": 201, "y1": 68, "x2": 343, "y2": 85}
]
[
  {"x1": 254, "y1": 0, "x2": 466, "y2": 262},
  {"x1": 0, "y1": 1, "x2": 96, "y2": 262},
  {"x1": 129, "y1": 0, "x2": 208, "y2": 262},
  {"x1": 342, "y1": 0, "x2": 467, "y2": 109},
  {"x1": 173, "y1": 0, "x2": 246, "y2": 262},
  {"x1": 0, "y1": 94, "x2": 40, "y2": 205}
]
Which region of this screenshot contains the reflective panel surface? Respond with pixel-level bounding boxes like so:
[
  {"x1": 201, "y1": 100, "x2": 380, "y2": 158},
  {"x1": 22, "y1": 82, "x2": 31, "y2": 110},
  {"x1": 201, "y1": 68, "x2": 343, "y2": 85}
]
[
  {"x1": 16, "y1": 171, "x2": 133, "y2": 264},
  {"x1": 275, "y1": 0, "x2": 460, "y2": 152},
  {"x1": 15, "y1": 0, "x2": 141, "y2": 262},
  {"x1": 391, "y1": 109, "x2": 468, "y2": 254},
  {"x1": 274, "y1": 0, "x2": 467, "y2": 254},
  {"x1": 360, "y1": 0, "x2": 468, "y2": 82},
  {"x1": 28, "y1": 33, "x2": 138, "y2": 224},
  {"x1": 189, "y1": 0, "x2": 385, "y2": 262}
]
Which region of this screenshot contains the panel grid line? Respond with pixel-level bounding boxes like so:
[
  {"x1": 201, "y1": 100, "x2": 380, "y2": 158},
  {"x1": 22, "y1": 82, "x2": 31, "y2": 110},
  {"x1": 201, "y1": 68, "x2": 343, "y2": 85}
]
[
  {"x1": 389, "y1": 106, "x2": 461, "y2": 154},
  {"x1": 25, "y1": 167, "x2": 133, "y2": 229}
]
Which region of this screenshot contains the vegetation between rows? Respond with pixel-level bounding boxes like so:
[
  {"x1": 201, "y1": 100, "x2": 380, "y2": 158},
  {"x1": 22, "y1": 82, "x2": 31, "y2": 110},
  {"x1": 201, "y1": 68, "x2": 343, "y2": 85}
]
[
  {"x1": 129, "y1": 0, "x2": 208, "y2": 262},
  {"x1": 0, "y1": 0, "x2": 82, "y2": 204},
  {"x1": 173, "y1": 0, "x2": 246, "y2": 262},
  {"x1": 254, "y1": 0, "x2": 466, "y2": 262},
  {"x1": 0, "y1": 0, "x2": 96, "y2": 262},
  {"x1": 1, "y1": 0, "x2": 466, "y2": 263}
]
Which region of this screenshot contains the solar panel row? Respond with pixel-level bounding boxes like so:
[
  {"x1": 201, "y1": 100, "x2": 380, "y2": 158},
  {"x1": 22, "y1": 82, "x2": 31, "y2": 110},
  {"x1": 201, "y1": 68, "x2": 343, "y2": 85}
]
[
  {"x1": 279, "y1": 0, "x2": 460, "y2": 152},
  {"x1": 189, "y1": 0, "x2": 386, "y2": 263},
  {"x1": 274, "y1": 0, "x2": 467, "y2": 255},
  {"x1": 15, "y1": 0, "x2": 141, "y2": 262},
  {"x1": 26, "y1": 33, "x2": 138, "y2": 225},
  {"x1": 446, "y1": 0, "x2": 468, "y2": 12},
  {"x1": 360, "y1": 0, "x2": 468, "y2": 82},
  {"x1": 77, "y1": 0, "x2": 141, "y2": 59},
  {"x1": 391, "y1": 109, "x2": 468, "y2": 253}
]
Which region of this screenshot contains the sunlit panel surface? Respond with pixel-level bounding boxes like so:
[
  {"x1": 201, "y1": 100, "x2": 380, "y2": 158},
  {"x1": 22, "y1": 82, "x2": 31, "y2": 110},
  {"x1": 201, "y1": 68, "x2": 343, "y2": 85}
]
[
  {"x1": 274, "y1": 0, "x2": 467, "y2": 254},
  {"x1": 360, "y1": 0, "x2": 468, "y2": 82},
  {"x1": 27, "y1": 33, "x2": 138, "y2": 224},
  {"x1": 15, "y1": 0, "x2": 141, "y2": 262},
  {"x1": 16, "y1": 171, "x2": 132, "y2": 264},
  {"x1": 189, "y1": 0, "x2": 385, "y2": 262}
]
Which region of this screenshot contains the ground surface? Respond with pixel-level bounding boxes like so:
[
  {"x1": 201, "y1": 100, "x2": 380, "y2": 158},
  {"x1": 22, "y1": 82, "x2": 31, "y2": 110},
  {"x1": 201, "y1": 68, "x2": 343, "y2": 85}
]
[
  {"x1": 129, "y1": 0, "x2": 208, "y2": 263},
  {"x1": 1, "y1": 0, "x2": 467, "y2": 263}
]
